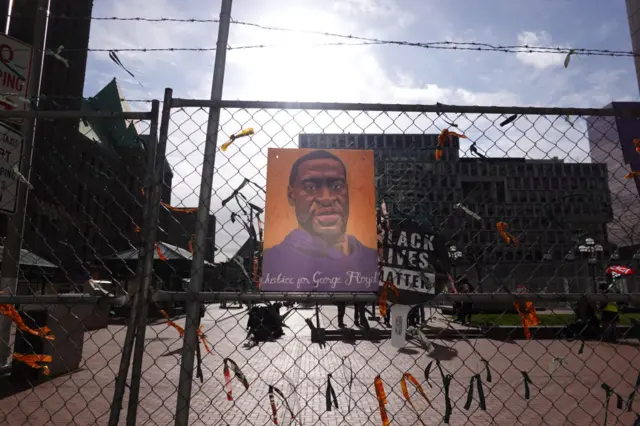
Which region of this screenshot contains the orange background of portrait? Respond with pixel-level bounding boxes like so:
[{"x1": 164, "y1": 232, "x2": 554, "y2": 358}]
[{"x1": 263, "y1": 148, "x2": 377, "y2": 250}]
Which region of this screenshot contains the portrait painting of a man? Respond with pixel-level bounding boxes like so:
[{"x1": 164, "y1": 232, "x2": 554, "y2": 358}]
[{"x1": 261, "y1": 148, "x2": 378, "y2": 292}]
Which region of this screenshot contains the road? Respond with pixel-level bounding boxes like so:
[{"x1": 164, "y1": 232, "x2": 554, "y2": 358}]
[{"x1": 0, "y1": 304, "x2": 639, "y2": 425}]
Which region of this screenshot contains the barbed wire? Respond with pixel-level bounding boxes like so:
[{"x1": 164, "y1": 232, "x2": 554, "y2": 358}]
[{"x1": 18, "y1": 14, "x2": 636, "y2": 58}]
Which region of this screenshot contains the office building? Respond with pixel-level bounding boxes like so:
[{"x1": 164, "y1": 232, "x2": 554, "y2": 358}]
[
  {"x1": 587, "y1": 103, "x2": 640, "y2": 251},
  {"x1": 300, "y1": 133, "x2": 613, "y2": 291}
]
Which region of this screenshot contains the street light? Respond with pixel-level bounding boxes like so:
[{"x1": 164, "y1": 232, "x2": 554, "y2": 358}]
[
  {"x1": 448, "y1": 245, "x2": 463, "y2": 281},
  {"x1": 578, "y1": 237, "x2": 604, "y2": 293}
]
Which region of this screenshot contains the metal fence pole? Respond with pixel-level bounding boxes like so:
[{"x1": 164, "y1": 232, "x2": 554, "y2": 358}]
[
  {"x1": 108, "y1": 93, "x2": 171, "y2": 426},
  {"x1": 0, "y1": 0, "x2": 49, "y2": 367},
  {"x1": 126, "y1": 99, "x2": 165, "y2": 425},
  {"x1": 175, "y1": 0, "x2": 233, "y2": 424}
]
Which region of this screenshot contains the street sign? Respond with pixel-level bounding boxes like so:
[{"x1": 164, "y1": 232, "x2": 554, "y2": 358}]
[
  {"x1": 0, "y1": 121, "x2": 24, "y2": 214},
  {"x1": 0, "y1": 34, "x2": 32, "y2": 112}
]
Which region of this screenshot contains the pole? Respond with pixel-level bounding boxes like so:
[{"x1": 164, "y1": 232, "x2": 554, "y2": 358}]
[
  {"x1": 0, "y1": 0, "x2": 49, "y2": 367},
  {"x1": 175, "y1": 0, "x2": 233, "y2": 424},
  {"x1": 107, "y1": 92, "x2": 171, "y2": 426},
  {"x1": 126, "y1": 99, "x2": 163, "y2": 425}
]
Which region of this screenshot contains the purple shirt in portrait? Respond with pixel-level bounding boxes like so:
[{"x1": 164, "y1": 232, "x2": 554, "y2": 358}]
[{"x1": 261, "y1": 229, "x2": 378, "y2": 292}]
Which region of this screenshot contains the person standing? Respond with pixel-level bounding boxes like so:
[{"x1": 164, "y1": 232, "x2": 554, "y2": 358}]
[{"x1": 456, "y1": 276, "x2": 474, "y2": 324}]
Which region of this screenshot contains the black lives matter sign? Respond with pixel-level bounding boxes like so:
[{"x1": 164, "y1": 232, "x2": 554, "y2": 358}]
[{"x1": 379, "y1": 220, "x2": 450, "y2": 305}]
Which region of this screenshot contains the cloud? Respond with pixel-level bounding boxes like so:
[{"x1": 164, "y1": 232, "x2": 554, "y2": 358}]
[{"x1": 515, "y1": 31, "x2": 567, "y2": 69}]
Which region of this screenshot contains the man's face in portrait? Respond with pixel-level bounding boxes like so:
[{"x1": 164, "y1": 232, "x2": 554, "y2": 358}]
[{"x1": 288, "y1": 157, "x2": 349, "y2": 242}]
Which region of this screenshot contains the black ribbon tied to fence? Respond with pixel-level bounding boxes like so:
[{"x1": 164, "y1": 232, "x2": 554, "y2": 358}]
[
  {"x1": 464, "y1": 374, "x2": 487, "y2": 411},
  {"x1": 521, "y1": 371, "x2": 533, "y2": 400},
  {"x1": 601, "y1": 383, "x2": 625, "y2": 426},
  {"x1": 325, "y1": 374, "x2": 338, "y2": 411},
  {"x1": 627, "y1": 372, "x2": 640, "y2": 412},
  {"x1": 425, "y1": 359, "x2": 453, "y2": 424}
]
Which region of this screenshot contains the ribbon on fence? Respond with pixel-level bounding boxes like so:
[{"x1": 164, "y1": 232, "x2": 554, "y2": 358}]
[
  {"x1": 326, "y1": 374, "x2": 338, "y2": 411},
  {"x1": 268, "y1": 385, "x2": 296, "y2": 425},
  {"x1": 436, "y1": 128, "x2": 467, "y2": 161},
  {"x1": 514, "y1": 300, "x2": 539, "y2": 340},
  {"x1": 521, "y1": 371, "x2": 533, "y2": 400},
  {"x1": 221, "y1": 128, "x2": 255, "y2": 152},
  {"x1": 400, "y1": 372, "x2": 429, "y2": 426},
  {"x1": 13, "y1": 353, "x2": 52, "y2": 375},
  {"x1": 601, "y1": 383, "x2": 625, "y2": 426},
  {"x1": 160, "y1": 202, "x2": 198, "y2": 213},
  {"x1": 195, "y1": 338, "x2": 203, "y2": 383},
  {"x1": 159, "y1": 309, "x2": 185, "y2": 336},
  {"x1": 424, "y1": 359, "x2": 453, "y2": 423},
  {"x1": 481, "y1": 358, "x2": 492, "y2": 383},
  {"x1": 223, "y1": 358, "x2": 249, "y2": 401},
  {"x1": 155, "y1": 243, "x2": 169, "y2": 261},
  {"x1": 625, "y1": 171, "x2": 640, "y2": 179},
  {"x1": 378, "y1": 281, "x2": 398, "y2": 317},
  {"x1": 340, "y1": 356, "x2": 354, "y2": 413},
  {"x1": 496, "y1": 221, "x2": 518, "y2": 246},
  {"x1": 633, "y1": 138, "x2": 640, "y2": 153},
  {"x1": 188, "y1": 234, "x2": 195, "y2": 254},
  {"x1": 549, "y1": 357, "x2": 565, "y2": 376},
  {"x1": 374, "y1": 375, "x2": 390, "y2": 426},
  {"x1": 627, "y1": 372, "x2": 640, "y2": 412},
  {"x1": 464, "y1": 374, "x2": 487, "y2": 411},
  {"x1": 0, "y1": 304, "x2": 55, "y2": 341},
  {"x1": 198, "y1": 325, "x2": 212, "y2": 354}
]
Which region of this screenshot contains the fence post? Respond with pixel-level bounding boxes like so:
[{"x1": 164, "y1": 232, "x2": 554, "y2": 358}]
[
  {"x1": 125, "y1": 99, "x2": 167, "y2": 425},
  {"x1": 108, "y1": 92, "x2": 172, "y2": 426},
  {"x1": 175, "y1": 0, "x2": 233, "y2": 424},
  {"x1": 0, "y1": 0, "x2": 49, "y2": 367}
]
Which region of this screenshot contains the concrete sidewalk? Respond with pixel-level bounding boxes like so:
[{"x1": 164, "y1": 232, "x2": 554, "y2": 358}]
[{"x1": 0, "y1": 304, "x2": 638, "y2": 425}]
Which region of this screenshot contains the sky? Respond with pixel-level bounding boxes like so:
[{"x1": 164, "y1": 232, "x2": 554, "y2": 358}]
[{"x1": 82, "y1": 0, "x2": 640, "y2": 260}]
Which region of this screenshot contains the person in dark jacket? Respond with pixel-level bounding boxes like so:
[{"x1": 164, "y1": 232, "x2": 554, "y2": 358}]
[{"x1": 456, "y1": 276, "x2": 474, "y2": 324}]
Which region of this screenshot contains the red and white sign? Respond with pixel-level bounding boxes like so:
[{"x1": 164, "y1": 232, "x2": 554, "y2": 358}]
[{"x1": 0, "y1": 34, "x2": 32, "y2": 112}]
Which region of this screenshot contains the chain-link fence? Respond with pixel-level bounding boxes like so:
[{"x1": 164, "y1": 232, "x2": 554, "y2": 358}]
[{"x1": 2, "y1": 94, "x2": 640, "y2": 426}]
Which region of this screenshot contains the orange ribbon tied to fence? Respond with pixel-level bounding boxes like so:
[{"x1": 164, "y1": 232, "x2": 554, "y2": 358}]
[
  {"x1": 496, "y1": 221, "x2": 518, "y2": 246},
  {"x1": 0, "y1": 304, "x2": 55, "y2": 340},
  {"x1": 624, "y1": 171, "x2": 640, "y2": 179},
  {"x1": 159, "y1": 310, "x2": 211, "y2": 353},
  {"x1": 633, "y1": 138, "x2": 640, "y2": 153},
  {"x1": 400, "y1": 372, "x2": 430, "y2": 426},
  {"x1": 436, "y1": 128, "x2": 467, "y2": 161},
  {"x1": 13, "y1": 353, "x2": 52, "y2": 375},
  {"x1": 160, "y1": 309, "x2": 185, "y2": 336},
  {"x1": 514, "y1": 300, "x2": 540, "y2": 340},
  {"x1": 374, "y1": 375, "x2": 390, "y2": 426},
  {"x1": 378, "y1": 281, "x2": 399, "y2": 317},
  {"x1": 160, "y1": 202, "x2": 198, "y2": 213}
]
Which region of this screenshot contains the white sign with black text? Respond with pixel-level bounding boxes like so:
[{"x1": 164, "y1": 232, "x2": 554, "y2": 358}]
[
  {"x1": 0, "y1": 34, "x2": 32, "y2": 112},
  {"x1": 0, "y1": 121, "x2": 23, "y2": 214}
]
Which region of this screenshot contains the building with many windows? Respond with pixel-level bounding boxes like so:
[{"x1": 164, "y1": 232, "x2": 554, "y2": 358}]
[{"x1": 300, "y1": 133, "x2": 613, "y2": 292}]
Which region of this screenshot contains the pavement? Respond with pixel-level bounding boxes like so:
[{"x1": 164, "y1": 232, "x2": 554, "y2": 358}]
[{"x1": 0, "y1": 304, "x2": 639, "y2": 425}]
